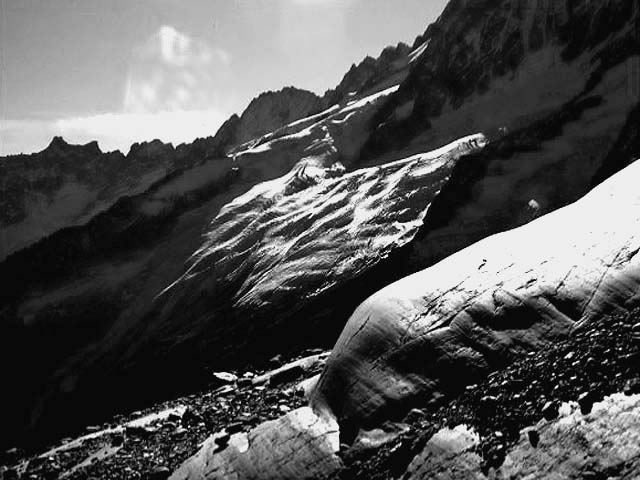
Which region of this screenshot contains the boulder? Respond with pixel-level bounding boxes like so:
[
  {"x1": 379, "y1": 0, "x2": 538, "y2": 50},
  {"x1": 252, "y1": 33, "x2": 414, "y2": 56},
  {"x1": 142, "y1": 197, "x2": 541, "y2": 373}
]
[{"x1": 170, "y1": 407, "x2": 341, "y2": 480}]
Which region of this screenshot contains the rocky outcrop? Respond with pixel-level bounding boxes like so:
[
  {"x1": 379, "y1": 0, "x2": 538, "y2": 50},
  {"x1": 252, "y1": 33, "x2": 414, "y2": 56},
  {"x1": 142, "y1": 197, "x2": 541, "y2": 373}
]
[
  {"x1": 353, "y1": 0, "x2": 640, "y2": 273},
  {"x1": 322, "y1": 43, "x2": 412, "y2": 108},
  {"x1": 234, "y1": 87, "x2": 323, "y2": 145},
  {"x1": 0, "y1": 350, "x2": 330, "y2": 479}
]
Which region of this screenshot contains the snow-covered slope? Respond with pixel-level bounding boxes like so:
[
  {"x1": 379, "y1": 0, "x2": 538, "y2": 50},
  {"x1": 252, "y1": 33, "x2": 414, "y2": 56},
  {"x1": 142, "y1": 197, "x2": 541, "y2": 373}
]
[{"x1": 162, "y1": 134, "x2": 486, "y2": 309}]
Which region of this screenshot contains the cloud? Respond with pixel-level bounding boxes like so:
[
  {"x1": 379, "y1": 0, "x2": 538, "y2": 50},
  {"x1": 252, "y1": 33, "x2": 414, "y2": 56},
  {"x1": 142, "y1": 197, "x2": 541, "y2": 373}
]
[
  {"x1": 124, "y1": 25, "x2": 232, "y2": 114},
  {"x1": 0, "y1": 109, "x2": 230, "y2": 155},
  {"x1": 54, "y1": 109, "x2": 230, "y2": 152},
  {"x1": 1, "y1": 25, "x2": 234, "y2": 156}
]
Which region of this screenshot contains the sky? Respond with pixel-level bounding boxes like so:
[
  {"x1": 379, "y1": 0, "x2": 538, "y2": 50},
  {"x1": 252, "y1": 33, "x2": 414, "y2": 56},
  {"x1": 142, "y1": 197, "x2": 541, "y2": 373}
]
[{"x1": 0, "y1": 0, "x2": 447, "y2": 156}]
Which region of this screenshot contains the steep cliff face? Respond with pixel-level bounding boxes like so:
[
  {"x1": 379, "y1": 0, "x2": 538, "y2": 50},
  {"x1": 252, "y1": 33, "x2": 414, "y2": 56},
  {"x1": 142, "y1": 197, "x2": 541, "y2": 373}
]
[
  {"x1": 358, "y1": 0, "x2": 640, "y2": 269},
  {"x1": 362, "y1": 0, "x2": 638, "y2": 162}
]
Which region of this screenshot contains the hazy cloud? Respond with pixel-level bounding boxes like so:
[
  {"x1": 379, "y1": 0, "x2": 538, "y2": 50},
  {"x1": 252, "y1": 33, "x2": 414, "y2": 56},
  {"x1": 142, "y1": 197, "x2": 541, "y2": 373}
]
[
  {"x1": 1, "y1": 25, "x2": 233, "y2": 155},
  {"x1": 54, "y1": 110, "x2": 230, "y2": 153},
  {"x1": 124, "y1": 25, "x2": 232, "y2": 113}
]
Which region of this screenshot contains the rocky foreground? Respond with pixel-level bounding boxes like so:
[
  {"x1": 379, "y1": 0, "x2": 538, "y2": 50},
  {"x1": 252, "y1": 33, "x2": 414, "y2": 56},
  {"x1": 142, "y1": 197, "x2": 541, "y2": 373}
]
[
  {"x1": 336, "y1": 310, "x2": 640, "y2": 479},
  {"x1": 4, "y1": 308, "x2": 638, "y2": 479},
  {"x1": 0, "y1": 350, "x2": 329, "y2": 479}
]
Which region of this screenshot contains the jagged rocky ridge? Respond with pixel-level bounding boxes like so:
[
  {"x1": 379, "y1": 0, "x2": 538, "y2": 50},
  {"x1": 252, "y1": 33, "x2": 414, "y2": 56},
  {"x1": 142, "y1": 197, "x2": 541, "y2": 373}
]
[
  {"x1": 0, "y1": 0, "x2": 639, "y2": 470},
  {"x1": 0, "y1": 87, "x2": 321, "y2": 262},
  {"x1": 0, "y1": 137, "x2": 177, "y2": 261},
  {"x1": 321, "y1": 42, "x2": 412, "y2": 108}
]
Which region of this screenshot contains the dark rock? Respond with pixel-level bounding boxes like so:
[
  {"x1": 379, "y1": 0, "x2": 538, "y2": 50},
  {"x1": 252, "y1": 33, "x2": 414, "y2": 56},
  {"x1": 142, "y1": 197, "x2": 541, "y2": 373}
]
[
  {"x1": 237, "y1": 378, "x2": 253, "y2": 388},
  {"x1": 527, "y1": 429, "x2": 540, "y2": 448},
  {"x1": 624, "y1": 378, "x2": 640, "y2": 396},
  {"x1": 585, "y1": 357, "x2": 598, "y2": 370},
  {"x1": 2, "y1": 447, "x2": 20, "y2": 464},
  {"x1": 542, "y1": 401, "x2": 559, "y2": 421},
  {"x1": 125, "y1": 425, "x2": 155, "y2": 438},
  {"x1": 404, "y1": 408, "x2": 427, "y2": 423},
  {"x1": 181, "y1": 408, "x2": 204, "y2": 427},
  {"x1": 145, "y1": 466, "x2": 171, "y2": 480},
  {"x1": 227, "y1": 422, "x2": 243, "y2": 434},
  {"x1": 269, "y1": 365, "x2": 305, "y2": 386},
  {"x1": 303, "y1": 348, "x2": 325, "y2": 356},
  {"x1": 214, "y1": 432, "x2": 231, "y2": 452},
  {"x1": 212, "y1": 372, "x2": 238, "y2": 384},
  {"x1": 578, "y1": 392, "x2": 595, "y2": 415},
  {"x1": 111, "y1": 432, "x2": 125, "y2": 446},
  {"x1": 2, "y1": 468, "x2": 18, "y2": 480},
  {"x1": 167, "y1": 412, "x2": 182, "y2": 422}
]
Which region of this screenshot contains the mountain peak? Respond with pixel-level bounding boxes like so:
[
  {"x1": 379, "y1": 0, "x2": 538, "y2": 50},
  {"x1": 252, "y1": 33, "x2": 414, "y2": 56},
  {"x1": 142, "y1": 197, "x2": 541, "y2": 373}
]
[
  {"x1": 45, "y1": 136, "x2": 70, "y2": 152},
  {"x1": 42, "y1": 137, "x2": 103, "y2": 156},
  {"x1": 234, "y1": 86, "x2": 323, "y2": 144}
]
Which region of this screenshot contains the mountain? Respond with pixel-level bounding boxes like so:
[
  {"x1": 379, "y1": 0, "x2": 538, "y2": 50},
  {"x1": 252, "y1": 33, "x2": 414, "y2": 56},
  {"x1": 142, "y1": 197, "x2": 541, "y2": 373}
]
[
  {"x1": 0, "y1": 87, "x2": 322, "y2": 263},
  {"x1": 1, "y1": 0, "x2": 639, "y2": 473},
  {"x1": 0, "y1": 137, "x2": 175, "y2": 261},
  {"x1": 234, "y1": 87, "x2": 324, "y2": 145}
]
